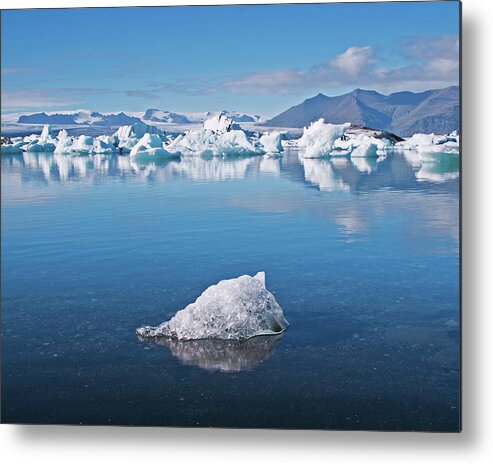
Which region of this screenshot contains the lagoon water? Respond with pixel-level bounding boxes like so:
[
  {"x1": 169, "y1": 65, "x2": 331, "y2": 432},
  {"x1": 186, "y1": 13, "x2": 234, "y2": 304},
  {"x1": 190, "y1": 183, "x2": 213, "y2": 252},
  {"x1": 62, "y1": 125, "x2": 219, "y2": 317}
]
[{"x1": 1, "y1": 149, "x2": 460, "y2": 430}]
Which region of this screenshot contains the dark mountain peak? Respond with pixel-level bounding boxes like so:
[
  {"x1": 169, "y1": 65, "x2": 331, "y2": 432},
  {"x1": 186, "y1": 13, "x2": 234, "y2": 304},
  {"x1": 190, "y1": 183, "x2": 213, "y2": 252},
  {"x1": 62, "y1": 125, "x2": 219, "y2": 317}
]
[
  {"x1": 351, "y1": 88, "x2": 382, "y2": 98},
  {"x1": 306, "y1": 93, "x2": 329, "y2": 102},
  {"x1": 264, "y1": 86, "x2": 459, "y2": 136}
]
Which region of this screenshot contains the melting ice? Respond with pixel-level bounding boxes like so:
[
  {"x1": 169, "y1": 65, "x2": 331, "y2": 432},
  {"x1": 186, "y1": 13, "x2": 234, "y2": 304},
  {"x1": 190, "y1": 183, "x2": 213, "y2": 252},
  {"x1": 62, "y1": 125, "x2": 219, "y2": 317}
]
[{"x1": 136, "y1": 272, "x2": 289, "y2": 341}]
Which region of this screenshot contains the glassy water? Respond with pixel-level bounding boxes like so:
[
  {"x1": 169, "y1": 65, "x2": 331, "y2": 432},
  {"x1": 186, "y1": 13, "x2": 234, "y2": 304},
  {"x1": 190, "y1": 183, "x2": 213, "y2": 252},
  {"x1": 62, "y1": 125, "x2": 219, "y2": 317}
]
[{"x1": 1, "y1": 149, "x2": 460, "y2": 430}]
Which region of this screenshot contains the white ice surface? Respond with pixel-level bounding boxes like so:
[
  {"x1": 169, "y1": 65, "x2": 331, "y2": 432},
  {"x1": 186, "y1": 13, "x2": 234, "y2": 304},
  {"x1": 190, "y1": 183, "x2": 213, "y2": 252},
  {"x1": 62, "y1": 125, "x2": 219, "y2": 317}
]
[
  {"x1": 167, "y1": 128, "x2": 264, "y2": 157},
  {"x1": 129, "y1": 133, "x2": 176, "y2": 158},
  {"x1": 136, "y1": 272, "x2": 289, "y2": 341},
  {"x1": 297, "y1": 119, "x2": 351, "y2": 158},
  {"x1": 258, "y1": 131, "x2": 284, "y2": 154},
  {"x1": 394, "y1": 132, "x2": 459, "y2": 155}
]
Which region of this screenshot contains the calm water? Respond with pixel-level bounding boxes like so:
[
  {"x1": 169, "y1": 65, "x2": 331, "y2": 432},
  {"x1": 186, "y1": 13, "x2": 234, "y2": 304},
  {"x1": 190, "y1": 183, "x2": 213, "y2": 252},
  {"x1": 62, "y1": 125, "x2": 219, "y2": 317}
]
[{"x1": 1, "y1": 149, "x2": 460, "y2": 430}]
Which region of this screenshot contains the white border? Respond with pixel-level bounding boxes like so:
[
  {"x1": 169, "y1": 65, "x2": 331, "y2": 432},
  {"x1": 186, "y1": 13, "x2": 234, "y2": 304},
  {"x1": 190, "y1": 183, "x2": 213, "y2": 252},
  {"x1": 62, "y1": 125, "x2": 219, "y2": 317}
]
[{"x1": 2, "y1": 1, "x2": 493, "y2": 463}]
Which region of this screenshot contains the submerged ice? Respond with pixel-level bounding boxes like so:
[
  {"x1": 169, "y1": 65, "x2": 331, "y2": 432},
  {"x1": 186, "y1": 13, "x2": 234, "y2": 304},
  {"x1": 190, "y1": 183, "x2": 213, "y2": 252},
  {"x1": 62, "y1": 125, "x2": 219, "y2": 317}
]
[{"x1": 136, "y1": 272, "x2": 289, "y2": 341}]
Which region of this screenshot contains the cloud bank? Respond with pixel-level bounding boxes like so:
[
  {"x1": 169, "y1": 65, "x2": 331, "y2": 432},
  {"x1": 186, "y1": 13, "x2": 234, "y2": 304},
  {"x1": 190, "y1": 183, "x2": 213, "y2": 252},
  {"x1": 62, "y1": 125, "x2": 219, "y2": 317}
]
[
  {"x1": 2, "y1": 35, "x2": 458, "y2": 112},
  {"x1": 212, "y1": 35, "x2": 458, "y2": 95}
]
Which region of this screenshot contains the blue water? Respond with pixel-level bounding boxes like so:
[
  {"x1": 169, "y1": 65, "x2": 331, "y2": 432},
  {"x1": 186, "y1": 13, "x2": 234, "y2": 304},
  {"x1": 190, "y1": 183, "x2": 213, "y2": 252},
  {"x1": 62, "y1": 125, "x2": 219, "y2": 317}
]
[{"x1": 1, "y1": 150, "x2": 460, "y2": 430}]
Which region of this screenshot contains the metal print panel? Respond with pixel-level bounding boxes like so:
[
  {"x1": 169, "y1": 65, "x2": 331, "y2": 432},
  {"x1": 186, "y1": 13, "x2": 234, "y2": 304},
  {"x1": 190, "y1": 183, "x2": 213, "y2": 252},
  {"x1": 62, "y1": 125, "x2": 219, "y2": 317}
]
[{"x1": 0, "y1": 1, "x2": 461, "y2": 431}]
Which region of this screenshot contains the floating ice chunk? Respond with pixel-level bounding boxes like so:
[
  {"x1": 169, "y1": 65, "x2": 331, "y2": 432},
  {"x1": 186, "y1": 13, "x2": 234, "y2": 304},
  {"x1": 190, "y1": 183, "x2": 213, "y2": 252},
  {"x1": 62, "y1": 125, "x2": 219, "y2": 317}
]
[
  {"x1": 93, "y1": 135, "x2": 117, "y2": 154},
  {"x1": 136, "y1": 272, "x2": 288, "y2": 341},
  {"x1": 168, "y1": 128, "x2": 264, "y2": 157},
  {"x1": 350, "y1": 140, "x2": 379, "y2": 158},
  {"x1": 259, "y1": 131, "x2": 284, "y2": 154},
  {"x1": 1, "y1": 137, "x2": 26, "y2": 153},
  {"x1": 22, "y1": 140, "x2": 56, "y2": 152},
  {"x1": 297, "y1": 119, "x2": 351, "y2": 158},
  {"x1": 72, "y1": 135, "x2": 94, "y2": 154},
  {"x1": 394, "y1": 131, "x2": 459, "y2": 155},
  {"x1": 203, "y1": 113, "x2": 236, "y2": 133},
  {"x1": 114, "y1": 122, "x2": 162, "y2": 140},
  {"x1": 114, "y1": 123, "x2": 162, "y2": 153},
  {"x1": 40, "y1": 124, "x2": 55, "y2": 141},
  {"x1": 129, "y1": 133, "x2": 176, "y2": 158},
  {"x1": 21, "y1": 124, "x2": 57, "y2": 152},
  {"x1": 54, "y1": 133, "x2": 117, "y2": 155}
]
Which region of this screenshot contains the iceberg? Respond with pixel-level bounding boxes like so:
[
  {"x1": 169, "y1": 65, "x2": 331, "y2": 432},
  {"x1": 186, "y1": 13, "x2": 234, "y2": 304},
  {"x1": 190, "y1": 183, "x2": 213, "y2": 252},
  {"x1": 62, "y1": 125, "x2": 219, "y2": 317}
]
[
  {"x1": 167, "y1": 128, "x2": 264, "y2": 157},
  {"x1": 114, "y1": 122, "x2": 162, "y2": 140},
  {"x1": 1, "y1": 136, "x2": 25, "y2": 153},
  {"x1": 114, "y1": 123, "x2": 162, "y2": 153},
  {"x1": 258, "y1": 131, "x2": 284, "y2": 154},
  {"x1": 330, "y1": 130, "x2": 392, "y2": 158},
  {"x1": 297, "y1": 119, "x2": 351, "y2": 158},
  {"x1": 129, "y1": 133, "x2": 177, "y2": 158},
  {"x1": 349, "y1": 140, "x2": 379, "y2": 158},
  {"x1": 55, "y1": 132, "x2": 118, "y2": 155},
  {"x1": 394, "y1": 131, "x2": 459, "y2": 155},
  {"x1": 165, "y1": 115, "x2": 281, "y2": 157},
  {"x1": 21, "y1": 124, "x2": 57, "y2": 152},
  {"x1": 202, "y1": 113, "x2": 237, "y2": 133},
  {"x1": 136, "y1": 272, "x2": 288, "y2": 341}
]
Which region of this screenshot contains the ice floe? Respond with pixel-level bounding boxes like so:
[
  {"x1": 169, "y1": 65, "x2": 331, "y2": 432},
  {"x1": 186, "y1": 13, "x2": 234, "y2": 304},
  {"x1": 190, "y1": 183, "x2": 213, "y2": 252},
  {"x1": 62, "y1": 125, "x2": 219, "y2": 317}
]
[
  {"x1": 113, "y1": 123, "x2": 163, "y2": 153},
  {"x1": 394, "y1": 131, "x2": 459, "y2": 155},
  {"x1": 129, "y1": 133, "x2": 176, "y2": 158},
  {"x1": 258, "y1": 131, "x2": 284, "y2": 154},
  {"x1": 136, "y1": 272, "x2": 289, "y2": 341},
  {"x1": 2, "y1": 119, "x2": 459, "y2": 165},
  {"x1": 167, "y1": 127, "x2": 265, "y2": 157},
  {"x1": 21, "y1": 124, "x2": 57, "y2": 152},
  {"x1": 0, "y1": 137, "x2": 25, "y2": 153},
  {"x1": 297, "y1": 119, "x2": 351, "y2": 158}
]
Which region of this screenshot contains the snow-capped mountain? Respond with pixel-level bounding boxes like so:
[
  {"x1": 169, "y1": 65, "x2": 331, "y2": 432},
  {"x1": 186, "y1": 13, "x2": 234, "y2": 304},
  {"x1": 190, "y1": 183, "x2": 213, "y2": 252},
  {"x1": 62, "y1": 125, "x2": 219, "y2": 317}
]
[
  {"x1": 17, "y1": 110, "x2": 142, "y2": 126},
  {"x1": 141, "y1": 109, "x2": 262, "y2": 125},
  {"x1": 142, "y1": 109, "x2": 191, "y2": 124},
  {"x1": 13, "y1": 109, "x2": 263, "y2": 128}
]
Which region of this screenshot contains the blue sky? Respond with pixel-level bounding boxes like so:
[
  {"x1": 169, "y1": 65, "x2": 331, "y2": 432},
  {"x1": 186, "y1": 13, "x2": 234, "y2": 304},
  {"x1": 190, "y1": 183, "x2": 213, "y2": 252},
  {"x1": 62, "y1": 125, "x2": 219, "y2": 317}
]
[{"x1": 1, "y1": 2, "x2": 460, "y2": 116}]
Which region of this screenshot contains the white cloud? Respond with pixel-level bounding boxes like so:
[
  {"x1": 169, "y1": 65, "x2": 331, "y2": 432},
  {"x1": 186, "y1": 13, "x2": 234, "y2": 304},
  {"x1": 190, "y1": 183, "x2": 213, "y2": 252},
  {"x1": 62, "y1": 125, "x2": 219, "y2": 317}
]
[
  {"x1": 1, "y1": 87, "x2": 112, "y2": 112},
  {"x1": 330, "y1": 46, "x2": 374, "y2": 76},
  {"x1": 207, "y1": 36, "x2": 459, "y2": 95}
]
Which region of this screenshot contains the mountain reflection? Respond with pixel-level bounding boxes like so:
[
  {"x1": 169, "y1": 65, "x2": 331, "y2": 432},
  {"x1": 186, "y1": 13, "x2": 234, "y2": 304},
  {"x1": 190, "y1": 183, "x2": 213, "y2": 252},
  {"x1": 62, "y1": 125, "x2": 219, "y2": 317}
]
[{"x1": 139, "y1": 334, "x2": 284, "y2": 373}]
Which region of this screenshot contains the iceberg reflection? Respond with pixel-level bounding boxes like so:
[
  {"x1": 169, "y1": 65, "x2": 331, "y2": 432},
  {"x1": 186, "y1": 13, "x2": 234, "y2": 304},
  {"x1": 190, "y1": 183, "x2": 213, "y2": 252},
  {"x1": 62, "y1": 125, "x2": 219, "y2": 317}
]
[
  {"x1": 301, "y1": 158, "x2": 349, "y2": 192},
  {"x1": 140, "y1": 334, "x2": 284, "y2": 373},
  {"x1": 0, "y1": 148, "x2": 459, "y2": 192}
]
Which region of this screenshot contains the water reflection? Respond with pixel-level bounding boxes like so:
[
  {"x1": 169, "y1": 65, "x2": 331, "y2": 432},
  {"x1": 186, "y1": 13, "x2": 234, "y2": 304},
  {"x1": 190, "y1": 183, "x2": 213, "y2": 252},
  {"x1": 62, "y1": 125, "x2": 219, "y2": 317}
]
[
  {"x1": 301, "y1": 158, "x2": 349, "y2": 192},
  {"x1": 1, "y1": 149, "x2": 459, "y2": 191},
  {"x1": 139, "y1": 334, "x2": 284, "y2": 373},
  {"x1": 415, "y1": 156, "x2": 460, "y2": 183}
]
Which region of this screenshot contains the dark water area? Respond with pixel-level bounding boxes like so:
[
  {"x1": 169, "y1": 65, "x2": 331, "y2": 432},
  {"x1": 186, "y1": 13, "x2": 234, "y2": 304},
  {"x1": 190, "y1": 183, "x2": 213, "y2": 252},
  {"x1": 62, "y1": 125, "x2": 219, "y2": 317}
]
[{"x1": 1, "y1": 149, "x2": 460, "y2": 430}]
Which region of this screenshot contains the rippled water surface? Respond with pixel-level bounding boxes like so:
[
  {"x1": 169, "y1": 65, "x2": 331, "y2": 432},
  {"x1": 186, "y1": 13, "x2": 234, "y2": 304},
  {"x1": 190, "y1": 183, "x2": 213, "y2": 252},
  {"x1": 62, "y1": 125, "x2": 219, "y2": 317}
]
[{"x1": 1, "y1": 149, "x2": 460, "y2": 430}]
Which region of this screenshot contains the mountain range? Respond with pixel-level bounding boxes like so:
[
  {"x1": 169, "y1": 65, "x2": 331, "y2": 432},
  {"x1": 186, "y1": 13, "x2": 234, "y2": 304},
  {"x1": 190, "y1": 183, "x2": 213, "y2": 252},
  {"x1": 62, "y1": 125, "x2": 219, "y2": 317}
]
[
  {"x1": 14, "y1": 109, "x2": 262, "y2": 127},
  {"x1": 17, "y1": 111, "x2": 142, "y2": 126},
  {"x1": 264, "y1": 86, "x2": 459, "y2": 136}
]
